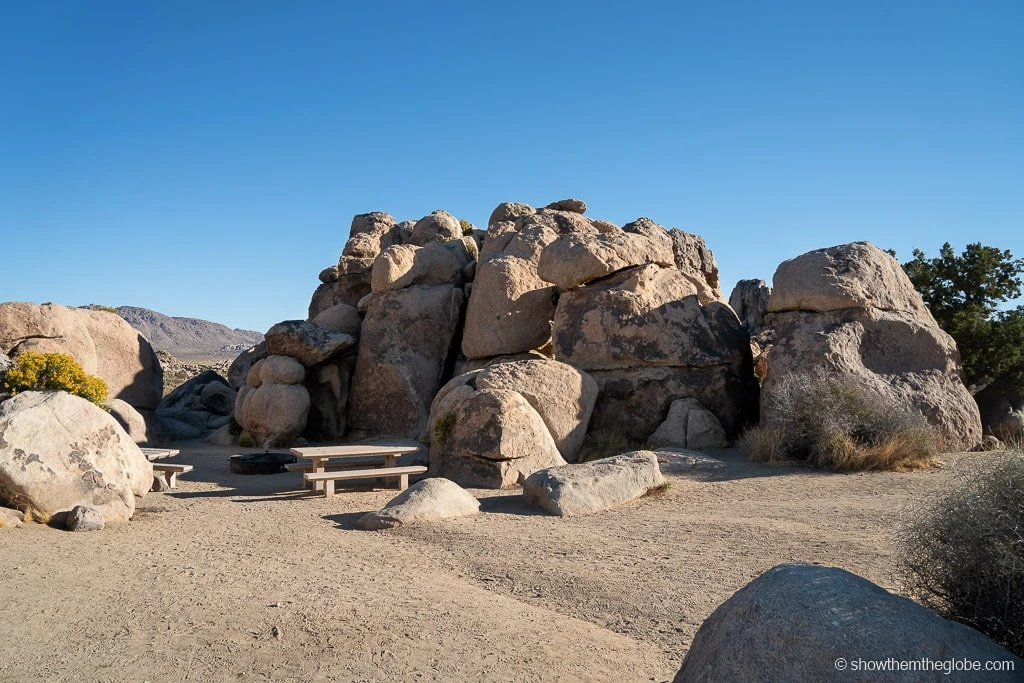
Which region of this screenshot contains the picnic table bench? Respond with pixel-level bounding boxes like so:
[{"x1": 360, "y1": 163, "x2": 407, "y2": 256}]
[
  {"x1": 141, "y1": 448, "x2": 193, "y2": 490},
  {"x1": 288, "y1": 445, "x2": 424, "y2": 497}
]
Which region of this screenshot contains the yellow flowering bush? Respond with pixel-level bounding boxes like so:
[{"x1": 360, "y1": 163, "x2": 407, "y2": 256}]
[{"x1": 2, "y1": 352, "x2": 109, "y2": 406}]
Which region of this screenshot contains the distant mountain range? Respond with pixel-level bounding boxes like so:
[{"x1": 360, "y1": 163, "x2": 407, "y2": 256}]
[{"x1": 100, "y1": 306, "x2": 264, "y2": 357}]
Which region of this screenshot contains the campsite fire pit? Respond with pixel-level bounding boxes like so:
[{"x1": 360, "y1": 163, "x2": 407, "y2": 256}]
[{"x1": 229, "y1": 452, "x2": 296, "y2": 475}]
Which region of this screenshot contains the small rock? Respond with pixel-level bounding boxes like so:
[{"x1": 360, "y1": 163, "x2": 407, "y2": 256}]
[
  {"x1": 357, "y1": 478, "x2": 480, "y2": 531},
  {"x1": 544, "y1": 198, "x2": 587, "y2": 214},
  {"x1": 655, "y1": 449, "x2": 727, "y2": 474},
  {"x1": 66, "y1": 505, "x2": 105, "y2": 532},
  {"x1": 0, "y1": 507, "x2": 25, "y2": 529},
  {"x1": 972, "y1": 435, "x2": 1004, "y2": 452}
]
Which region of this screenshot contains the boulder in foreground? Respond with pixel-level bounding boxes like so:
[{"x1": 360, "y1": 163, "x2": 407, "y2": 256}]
[
  {"x1": 0, "y1": 391, "x2": 153, "y2": 524},
  {"x1": 357, "y1": 478, "x2": 480, "y2": 530},
  {"x1": 523, "y1": 451, "x2": 665, "y2": 517},
  {"x1": 674, "y1": 563, "x2": 1023, "y2": 682}
]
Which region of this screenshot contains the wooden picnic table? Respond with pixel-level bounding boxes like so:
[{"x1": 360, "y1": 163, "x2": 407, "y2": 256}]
[{"x1": 288, "y1": 445, "x2": 421, "y2": 495}]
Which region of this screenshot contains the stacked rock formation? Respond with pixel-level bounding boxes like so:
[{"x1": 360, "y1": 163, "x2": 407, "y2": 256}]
[
  {"x1": 537, "y1": 216, "x2": 758, "y2": 439},
  {"x1": 347, "y1": 210, "x2": 473, "y2": 439},
  {"x1": 221, "y1": 199, "x2": 762, "y2": 486},
  {"x1": 227, "y1": 210, "x2": 475, "y2": 446},
  {"x1": 232, "y1": 319, "x2": 357, "y2": 447},
  {"x1": 762, "y1": 242, "x2": 982, "y2": 450}
]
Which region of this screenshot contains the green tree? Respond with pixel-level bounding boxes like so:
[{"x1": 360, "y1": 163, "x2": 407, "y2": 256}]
[{"x1": 900, "y1": 243, "x2": 1024, "y2": 388}]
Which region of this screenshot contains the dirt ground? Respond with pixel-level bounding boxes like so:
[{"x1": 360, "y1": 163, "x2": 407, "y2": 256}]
[{"x1": 0, "y1": 444, "x2": 987, "y2": 682}]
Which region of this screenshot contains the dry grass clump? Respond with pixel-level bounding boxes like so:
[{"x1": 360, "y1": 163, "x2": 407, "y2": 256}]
[
  {"x1": 896, "y1": 454, "x2": 1024, "y2": 657},
  {"x1": 740, "y1": 370, "x2": 938, "y2": 471}
]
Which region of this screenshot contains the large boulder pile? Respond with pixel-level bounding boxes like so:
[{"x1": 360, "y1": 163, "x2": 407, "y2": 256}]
[
  {"x1": 0, "y1": 302, "x2": 163, "y2": 411},
  {"x1": 249, "y1": 200, "x2": 751, "y2": 462},
  {"x1": 308, "y1": 212, "x2": 397, "y2": 318},
  {"x1": 0, "y1": 391, "x2": 153, "y2": 524},
  {"x1": 763, "y1": 242, "x2": 982, "y2": 450},
  {"x1": 223, "y1": 209, "x2": 475, "y2": 447},
  {"x1": 426, "y1": 359, "x2": 596, "y2": 488},
  {"x1": 674, "y1": 563, "x2": 1022, "y2": 682}
]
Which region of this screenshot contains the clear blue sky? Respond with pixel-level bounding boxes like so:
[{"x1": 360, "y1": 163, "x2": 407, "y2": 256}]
[{"x1": 2, "y1": 1, "x2": 1021, "y2": 332}]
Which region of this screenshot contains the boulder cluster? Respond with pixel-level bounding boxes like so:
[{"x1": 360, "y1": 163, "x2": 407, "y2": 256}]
[
  {"x1": 158, "y1": 370, "x2": 236, "y2": 441},
  {"x1": 213, "y1": 200, "x2": 992, "y2": 487},
  {"x1": 223, "y1": 199, "x2": 761, "y2": 486}
]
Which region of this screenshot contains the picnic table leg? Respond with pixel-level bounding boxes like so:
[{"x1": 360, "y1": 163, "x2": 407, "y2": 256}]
[
  {"x1": 398, "y1": 473, "x2": 409, "y2": 491},
  {"x1": 375, "y1": 454, "x2": 400, "y2": 489},
  {"x1": 324, "y1": 478, "x2": 335, "y2": 498},
  {"x1": 168, "y1": 472, "x2": 178, "y2": 488},
  {"x1": 312, "y1": 459, "x2": 325, "y2": 491}
]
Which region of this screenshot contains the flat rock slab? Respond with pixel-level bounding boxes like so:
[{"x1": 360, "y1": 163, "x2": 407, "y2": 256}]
[
  {"x1": 357, "y1": 478, "x2": 480, "y2": 530},
  {"x1": 523, "y1": 451, "x2": 665, "y2": 517},
  {"x1": 654, "y1": 449, "x2": 728, "y2": 475}
]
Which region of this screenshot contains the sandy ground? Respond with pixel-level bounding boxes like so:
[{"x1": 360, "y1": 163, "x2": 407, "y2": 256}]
[{"x1": 0, "y1": 444, "x2": 988, "y2": 682}]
